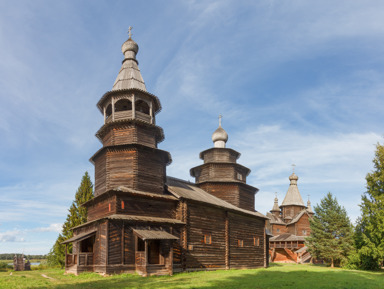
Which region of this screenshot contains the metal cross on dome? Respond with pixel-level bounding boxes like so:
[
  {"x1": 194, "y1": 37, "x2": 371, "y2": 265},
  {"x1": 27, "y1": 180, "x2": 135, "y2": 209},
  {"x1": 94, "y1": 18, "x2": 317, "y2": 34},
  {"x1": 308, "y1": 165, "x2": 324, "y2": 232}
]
[
  {"x1": 219, "y1": 114, "x2": 222, "y2": 126},
  {"x1": 292, "y1": 164, "x2": 296, "y2": 173},
  {"x1": 128, "y1": 26, "x2": 133, "y2": 38}
]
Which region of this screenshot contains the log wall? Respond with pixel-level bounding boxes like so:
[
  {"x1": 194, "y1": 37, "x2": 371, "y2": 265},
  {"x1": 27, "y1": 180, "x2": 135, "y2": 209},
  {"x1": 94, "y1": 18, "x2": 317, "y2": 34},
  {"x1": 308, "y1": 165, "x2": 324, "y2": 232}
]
[
  {"x1": 196, "y1": 164, "x2": 247, "y2": 184},
  {"x1": 291, "y1": 213, "x2": 311, "y2": 236},
  {"x1": 271, "y1": 224, "x2": 288, "y2": 236},
  {"x1": 228, "y1": 213, "x2": 265, "y2": 268},
  {"x1": 101, "y1": 124, "x2": 157, "y2": 148},
  {"x1": 202, "y1": 149, "x2": 237, "y2": 164},
  {"x1": 136, "y1": 149, "x2": 166, "y2": 193},
  {"x1": 94, "y1": 152, "x2": 107, "y2": 197},
  {"x1": 186, "y1": 203, "x2": 226, "y2": 269},
  {"x1": 283, "y1": 206, "x2": 305, "y2": 219},
  {"x1": 199, "y1": 183, "x2": 255, "y2": 211},
  {"x1": 87, "y1": 195, "x2": 116, "y2": 221},
  {"x1": 116, "y1": 195, "x2": 176, "y2": 219}
]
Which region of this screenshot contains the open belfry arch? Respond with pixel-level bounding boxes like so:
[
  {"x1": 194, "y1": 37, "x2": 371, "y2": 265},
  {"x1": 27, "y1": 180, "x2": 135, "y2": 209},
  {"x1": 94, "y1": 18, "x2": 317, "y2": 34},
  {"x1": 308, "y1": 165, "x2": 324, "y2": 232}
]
[{"x1": 63, "y1": 30, "x2": 269, "y2": 276}]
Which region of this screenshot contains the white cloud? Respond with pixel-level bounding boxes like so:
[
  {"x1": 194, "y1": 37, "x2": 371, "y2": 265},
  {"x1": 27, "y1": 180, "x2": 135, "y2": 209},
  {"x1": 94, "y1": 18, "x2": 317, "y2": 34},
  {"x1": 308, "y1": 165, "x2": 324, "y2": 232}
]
[
  {"x1": 0, "y1": 230, "x2": 25, "y2": 243},
  {"x1": 34, "y1": 224, "x2": 62, "y2": 233}
]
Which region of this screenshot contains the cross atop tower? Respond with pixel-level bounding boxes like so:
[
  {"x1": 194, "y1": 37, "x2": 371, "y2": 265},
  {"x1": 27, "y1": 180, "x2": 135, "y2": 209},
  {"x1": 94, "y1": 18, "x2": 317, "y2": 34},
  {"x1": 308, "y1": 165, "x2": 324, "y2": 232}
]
[
  {"x1": 219, "y1": 114, "x2": 222, "y2": 127},
  {"x1": 291, "y1": 164, "x2": 296, "y2": 173},
  {"x1": 128, "y1": 26, "x2": 133, "y2": 39}
]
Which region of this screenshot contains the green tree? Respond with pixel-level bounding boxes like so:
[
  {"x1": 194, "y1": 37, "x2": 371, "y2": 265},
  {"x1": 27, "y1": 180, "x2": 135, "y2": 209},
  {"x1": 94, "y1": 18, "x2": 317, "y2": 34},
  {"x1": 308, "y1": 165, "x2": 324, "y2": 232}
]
[
  {"x1": 47, "y1": 172, "x2": 94, "y2": 268},
  {"x1": 354, "y1": 143, "x2": 384, "y2": 270},
  {"x1": 306, "y1": 192, "x2": 354, "y2": 267}
]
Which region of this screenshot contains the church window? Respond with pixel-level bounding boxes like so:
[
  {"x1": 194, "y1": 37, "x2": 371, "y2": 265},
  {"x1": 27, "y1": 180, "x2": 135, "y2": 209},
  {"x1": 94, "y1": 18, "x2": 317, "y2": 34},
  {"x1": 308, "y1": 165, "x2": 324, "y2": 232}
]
[
  {"x1": 108, "y1": 203, "x2": 111, "y2": 212},
  {"x1": 254, "y1": 237, "x2": 260, "y2": 247},
  {"x1": 204, "y1": 234, "x2": 212, "y2": 244},
  {"x1": 236, "y1": 172, "x2": 243, "y2": 181},
  {"x1": 302, "y1": 230, "x2": 307, "y2": 235},
  {"x1": 238, "y1": 239, "x2": 244, "y2": 247},
  {"x1": 121, "y1": 201, "x2": 125, "y2": 210},
  {"x1": 135, "y1": 100, "x2": 150, "y2": 114},
  {"x1": 115, "y1": 99, "x2": 132, "y2": 111},
  {"x1": 276, "y1": 228, "x2": 280, "y2": 233}
]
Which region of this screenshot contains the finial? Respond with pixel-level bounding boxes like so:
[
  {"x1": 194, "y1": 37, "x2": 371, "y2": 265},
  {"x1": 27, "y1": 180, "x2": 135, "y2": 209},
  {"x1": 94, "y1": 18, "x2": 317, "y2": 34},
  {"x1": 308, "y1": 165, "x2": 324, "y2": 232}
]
[
  {"x1": 219, "y1": 114, "x2": 222, "y2": 127},
  {"x1": 307, "y1": 194, "x2": 310, "y2": 201},
  {"x1": 128, "y1": 26, "x2": 133, "y2": 39},
  {"x1": 275, "y1": 192, "x2": 277, "y2": 198},
  {"x1": 292, "y1": 164, "x2": 296, "y2": 173}
]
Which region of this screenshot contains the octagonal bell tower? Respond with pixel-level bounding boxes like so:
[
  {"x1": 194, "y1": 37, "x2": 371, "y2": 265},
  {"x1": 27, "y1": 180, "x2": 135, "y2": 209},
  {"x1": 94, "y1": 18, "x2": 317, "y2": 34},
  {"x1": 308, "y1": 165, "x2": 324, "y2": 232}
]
[
  {"x1": 190, "y1": 117, "x2": 258, "y2": 211},
  {"x1": 91, "y1": 32, "x2": 171, "y2": 196}
]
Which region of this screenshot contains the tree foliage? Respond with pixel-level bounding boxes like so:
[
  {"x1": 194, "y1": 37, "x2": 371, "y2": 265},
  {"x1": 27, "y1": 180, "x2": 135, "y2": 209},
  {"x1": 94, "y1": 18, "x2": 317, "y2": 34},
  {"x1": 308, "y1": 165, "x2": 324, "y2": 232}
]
[
  {"x1": 351, "y1": 143, "x2": 384, "y2": 270},
  {"x1": 47, "y1": 172, "x2": 93, "y2": 268},
  {"x1": 306, "y1": 192, "x2": 353, "y2": 267}
]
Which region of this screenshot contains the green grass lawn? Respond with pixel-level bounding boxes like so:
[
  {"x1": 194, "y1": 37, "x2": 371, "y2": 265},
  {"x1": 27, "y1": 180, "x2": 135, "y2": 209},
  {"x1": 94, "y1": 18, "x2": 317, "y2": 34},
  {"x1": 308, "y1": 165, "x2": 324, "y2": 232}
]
[{"x1": 0, "y1": 263, "x2": 383, "y2": 289}]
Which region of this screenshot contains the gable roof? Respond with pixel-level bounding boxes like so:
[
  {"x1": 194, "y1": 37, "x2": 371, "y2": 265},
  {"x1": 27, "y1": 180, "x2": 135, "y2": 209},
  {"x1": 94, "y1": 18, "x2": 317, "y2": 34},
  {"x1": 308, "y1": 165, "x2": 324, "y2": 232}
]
[
  {"x1": 266, "y1": 212, "x2": 285, "y2": 225},
  {"x1": 166, "y1": 177, "x2": 268, "y2": 219},
  {"x1": 270, "y1": 233, "x2": 306, "y2": 242},
  {"x1": 287, "y1": 209, "x2": 311, "y2": 225}
]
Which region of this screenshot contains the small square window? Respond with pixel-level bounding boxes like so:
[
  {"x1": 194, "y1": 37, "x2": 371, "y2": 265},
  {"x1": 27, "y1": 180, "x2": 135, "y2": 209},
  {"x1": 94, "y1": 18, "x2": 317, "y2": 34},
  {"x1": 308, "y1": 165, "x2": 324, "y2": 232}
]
[
  {"x1": 238, "y1": 239, "x2": 244, "y2": 247},
  {"x1": 204, "y1": 234, "x2": 212, "y2": 244},
  {"x1": 302, "y1": 230, "x2": 307, "y2": 235},
  {"x1": 276, "y1": 228, "x2": 280, "y2": 233}
]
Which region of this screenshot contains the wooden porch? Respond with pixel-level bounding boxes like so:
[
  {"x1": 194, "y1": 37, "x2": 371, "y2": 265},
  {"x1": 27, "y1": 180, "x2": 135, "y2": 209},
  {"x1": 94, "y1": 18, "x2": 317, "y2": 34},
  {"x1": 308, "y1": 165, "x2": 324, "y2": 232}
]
[{"x1": 133, "y1": 229, "x2": 178, "y2": 276}]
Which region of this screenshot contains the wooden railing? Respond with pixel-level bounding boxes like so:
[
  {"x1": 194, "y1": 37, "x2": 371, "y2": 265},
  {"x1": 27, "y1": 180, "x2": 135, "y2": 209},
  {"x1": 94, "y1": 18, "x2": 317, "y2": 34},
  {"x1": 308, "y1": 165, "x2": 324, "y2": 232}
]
[
  {"x1": 270, "y1": 241, "x2": 300, "y2": 249},
  {"x1": 66, "y1": 254, "x2": 77, "y2": 266},
  {"x1": 66, "y1": 253, "x2": 93, "y2": 267},
  {"x1": 106, "y1": 110, "x2": 151, "y2": 123}
]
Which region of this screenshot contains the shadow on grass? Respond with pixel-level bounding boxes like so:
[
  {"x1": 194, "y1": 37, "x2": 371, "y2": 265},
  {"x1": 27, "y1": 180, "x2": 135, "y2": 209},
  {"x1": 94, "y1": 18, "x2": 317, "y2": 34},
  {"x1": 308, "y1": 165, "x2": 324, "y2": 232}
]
[{"x1": 28, "y1": 265, "x2": 384, "y2": 289}]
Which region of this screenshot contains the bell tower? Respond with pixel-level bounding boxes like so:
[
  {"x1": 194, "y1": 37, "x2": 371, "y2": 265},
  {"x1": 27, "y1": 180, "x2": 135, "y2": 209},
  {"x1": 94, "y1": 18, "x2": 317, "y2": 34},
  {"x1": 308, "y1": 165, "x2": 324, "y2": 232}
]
[
  {"x1": 190, "y1": 117, "x2": 258, "y2": 211},
  {"x1": 91, "y1": 31, "x2": 171, "y2": 196}
]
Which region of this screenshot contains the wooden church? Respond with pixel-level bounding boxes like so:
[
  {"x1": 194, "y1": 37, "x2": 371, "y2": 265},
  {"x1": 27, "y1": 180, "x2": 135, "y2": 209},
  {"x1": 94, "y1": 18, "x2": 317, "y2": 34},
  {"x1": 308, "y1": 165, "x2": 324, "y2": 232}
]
[
  {"x1": 266, "y1": 171, "x2": 314, "y2": 263},
  {"x1": 62, "y1": 32, "x2": 269, "y2": 276}
]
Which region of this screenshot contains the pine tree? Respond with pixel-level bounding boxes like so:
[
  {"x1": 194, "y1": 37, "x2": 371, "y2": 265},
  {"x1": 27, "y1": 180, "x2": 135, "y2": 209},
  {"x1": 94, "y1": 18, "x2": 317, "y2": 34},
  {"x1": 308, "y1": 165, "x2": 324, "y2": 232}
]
[
  {"x1": 355, "y1": 142, "x2": 384, "y2": 270},
  {"x1": 306, "y1": 192, "x2": 353, "y2": 267},
  {"x1": 47, "y1": 172, "x2": 94, "y2": 267}
]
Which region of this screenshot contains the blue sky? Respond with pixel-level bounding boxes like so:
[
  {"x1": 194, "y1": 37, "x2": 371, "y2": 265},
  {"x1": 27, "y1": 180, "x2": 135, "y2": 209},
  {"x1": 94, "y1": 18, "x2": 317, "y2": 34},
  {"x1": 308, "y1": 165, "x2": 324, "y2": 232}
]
[{"x1": 1, "y1": 0, "x2": 383, "y2": 254}]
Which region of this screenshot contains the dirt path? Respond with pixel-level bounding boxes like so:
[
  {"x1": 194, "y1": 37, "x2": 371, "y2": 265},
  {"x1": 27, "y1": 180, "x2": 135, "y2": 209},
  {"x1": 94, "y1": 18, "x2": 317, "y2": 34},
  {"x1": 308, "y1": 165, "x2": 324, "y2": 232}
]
[{"x1": 41, "y1": 274, "x2": 55, "y2": 280}]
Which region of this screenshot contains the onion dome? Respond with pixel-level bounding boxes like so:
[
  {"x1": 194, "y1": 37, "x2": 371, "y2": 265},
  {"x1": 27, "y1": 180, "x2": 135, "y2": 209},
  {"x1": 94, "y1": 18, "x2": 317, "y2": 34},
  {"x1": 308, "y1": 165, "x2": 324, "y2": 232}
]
[
  {"x1": 289, "y1": 172, "x2": 299, "y2": 184},
  {"x1": 122, "y1": 38, "x2": 139, "y2": 59},
  {"x1": 212, "y1": 115, "x2": 228, "y2": 148},
  {"x1": 112, "y1": 27, "x2": 147, "y2": 91}
]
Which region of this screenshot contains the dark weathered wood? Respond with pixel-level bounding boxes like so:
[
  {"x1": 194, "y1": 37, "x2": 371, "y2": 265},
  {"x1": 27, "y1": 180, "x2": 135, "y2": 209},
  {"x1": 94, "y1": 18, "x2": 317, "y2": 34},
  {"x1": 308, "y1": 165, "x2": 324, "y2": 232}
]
[
  {"x1": 65, "y1": 37, "x2": 267, "y2": 277},
  {"x1": 225, "y1": 212, "x2": 229, "y2": 269}
]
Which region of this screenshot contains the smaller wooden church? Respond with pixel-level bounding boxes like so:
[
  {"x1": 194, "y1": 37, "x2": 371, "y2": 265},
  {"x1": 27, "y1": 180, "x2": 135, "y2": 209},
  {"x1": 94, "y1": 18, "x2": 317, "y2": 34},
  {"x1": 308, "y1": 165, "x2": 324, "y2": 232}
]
[
  {"x1": 62, "y1": 32, "x2": 269, "y2": 276},
  {"x1": 266, "y1": 172, "x2": 314, "y2": 263}
]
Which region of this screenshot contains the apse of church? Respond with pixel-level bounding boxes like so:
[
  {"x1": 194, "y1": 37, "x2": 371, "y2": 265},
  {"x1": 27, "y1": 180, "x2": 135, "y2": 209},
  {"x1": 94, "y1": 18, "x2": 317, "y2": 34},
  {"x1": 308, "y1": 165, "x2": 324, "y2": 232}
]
[{"x1": 62, "y1": 31, "x2": 268, "y2": 276}]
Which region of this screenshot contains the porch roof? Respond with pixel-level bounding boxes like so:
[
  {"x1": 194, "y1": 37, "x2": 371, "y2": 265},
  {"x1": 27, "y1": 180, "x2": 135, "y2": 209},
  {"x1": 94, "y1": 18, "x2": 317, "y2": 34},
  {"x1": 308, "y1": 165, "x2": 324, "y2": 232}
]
[
  {"x1": 61, "y1": 229, "x2": 97, "y2": 244},
  {"x1": 132, "y1": 229, "x2": 179, "y2": 240}
]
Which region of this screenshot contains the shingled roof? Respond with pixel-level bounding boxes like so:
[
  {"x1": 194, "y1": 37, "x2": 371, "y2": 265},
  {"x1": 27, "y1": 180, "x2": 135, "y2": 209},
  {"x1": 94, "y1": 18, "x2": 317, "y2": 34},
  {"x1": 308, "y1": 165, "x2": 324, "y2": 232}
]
[
  {"x1": 166, "y1": 177, "x2": 268, "y2": 219},
  {"x1": 280, "y1": 173, "x2": 305, "y2": 207},
  {"x1": 270, "y1": 233, "x2": 306, "y2": 242}
]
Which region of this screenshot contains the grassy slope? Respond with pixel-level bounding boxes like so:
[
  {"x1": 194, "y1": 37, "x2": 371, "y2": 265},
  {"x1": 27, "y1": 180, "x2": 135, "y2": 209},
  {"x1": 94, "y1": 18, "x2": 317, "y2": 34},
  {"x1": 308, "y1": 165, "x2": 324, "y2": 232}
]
[{"x1": 0, "y1": 263, "x2": 383, "y2": 289}]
